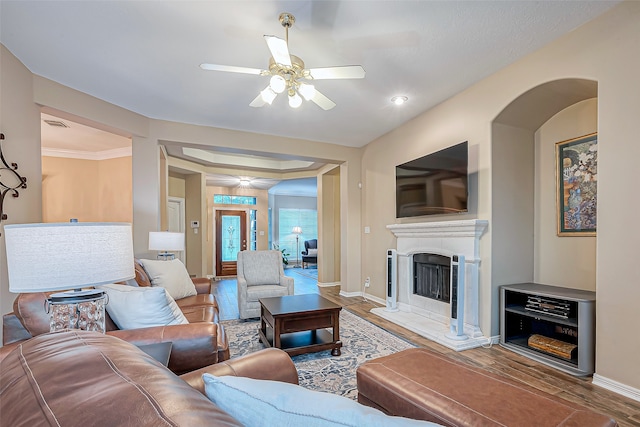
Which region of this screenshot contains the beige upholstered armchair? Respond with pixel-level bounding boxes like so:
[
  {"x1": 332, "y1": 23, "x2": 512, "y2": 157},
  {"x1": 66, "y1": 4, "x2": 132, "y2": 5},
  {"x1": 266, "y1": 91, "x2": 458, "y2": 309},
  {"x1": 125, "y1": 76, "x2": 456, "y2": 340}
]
[{"x1": 236, "y1": 250, "x2": 294, "y2": 319}]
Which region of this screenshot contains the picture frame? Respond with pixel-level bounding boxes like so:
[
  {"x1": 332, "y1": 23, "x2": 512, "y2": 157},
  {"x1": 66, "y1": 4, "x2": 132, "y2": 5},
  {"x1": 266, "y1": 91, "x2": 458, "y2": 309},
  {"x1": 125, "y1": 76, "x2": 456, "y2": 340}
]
[{"x1": 555, "y1": 133, "x2": 597, "y2": 236}]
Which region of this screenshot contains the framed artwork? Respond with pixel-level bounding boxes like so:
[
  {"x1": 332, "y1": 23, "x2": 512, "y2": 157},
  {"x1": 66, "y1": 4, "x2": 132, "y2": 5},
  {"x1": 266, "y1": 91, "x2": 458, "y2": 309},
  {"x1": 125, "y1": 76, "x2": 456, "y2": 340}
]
[{"x1": 556, "y1": 133, "x2": 597, "y2": 236}]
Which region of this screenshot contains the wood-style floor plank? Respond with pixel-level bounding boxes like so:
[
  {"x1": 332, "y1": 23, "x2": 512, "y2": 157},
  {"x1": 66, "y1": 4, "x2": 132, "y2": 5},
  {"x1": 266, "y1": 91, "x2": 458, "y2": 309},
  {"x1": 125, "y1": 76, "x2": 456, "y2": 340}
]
[
  {"x1": 214, "y1": 272, "x2": 640, "y2": 426},
  {"x1": 316, "y1": 286, "x2": 640, "y2": 427}
]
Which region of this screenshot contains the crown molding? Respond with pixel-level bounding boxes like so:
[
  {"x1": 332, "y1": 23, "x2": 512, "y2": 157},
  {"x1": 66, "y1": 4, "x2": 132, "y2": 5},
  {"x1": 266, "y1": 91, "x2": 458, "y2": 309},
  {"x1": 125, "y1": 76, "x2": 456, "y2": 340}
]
[{"x1": 41, "y1": 146, "x2": 132, "y2": 160}]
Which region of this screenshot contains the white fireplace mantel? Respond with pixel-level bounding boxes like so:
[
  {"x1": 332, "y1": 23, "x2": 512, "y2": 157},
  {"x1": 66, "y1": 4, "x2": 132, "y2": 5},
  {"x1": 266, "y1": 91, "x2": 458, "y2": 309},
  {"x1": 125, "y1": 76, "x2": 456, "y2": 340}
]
[
  {"x1": 387, "y1": 219, "x2": 488, "y2": 261},
  {"x1": 387, "y1": 219, "x2": 488, "y2": 238},
  {"x1": 372, "y1": 219, "x2": 489, "y2": 351}
]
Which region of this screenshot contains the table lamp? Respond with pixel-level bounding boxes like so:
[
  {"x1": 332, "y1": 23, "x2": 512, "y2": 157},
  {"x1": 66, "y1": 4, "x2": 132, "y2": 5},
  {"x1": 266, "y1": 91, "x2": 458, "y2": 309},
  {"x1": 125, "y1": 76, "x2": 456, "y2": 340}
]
[
  {"x1": 149, "y1": 231, "x2": 185, "y2": 260},
  {"x1": 292, "y1": 226, "x2": 302, "y2": 268},
  {"x1": 4, "y1": 222, "x2": 134, "y2": 333}
]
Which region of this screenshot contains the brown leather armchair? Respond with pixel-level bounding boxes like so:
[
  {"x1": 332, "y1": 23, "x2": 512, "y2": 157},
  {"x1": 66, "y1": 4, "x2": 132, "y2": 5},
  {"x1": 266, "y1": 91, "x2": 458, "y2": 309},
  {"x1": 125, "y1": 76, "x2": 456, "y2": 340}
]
[{"x1": 2, "y1": 260, "x2": 229, "y2": 375}]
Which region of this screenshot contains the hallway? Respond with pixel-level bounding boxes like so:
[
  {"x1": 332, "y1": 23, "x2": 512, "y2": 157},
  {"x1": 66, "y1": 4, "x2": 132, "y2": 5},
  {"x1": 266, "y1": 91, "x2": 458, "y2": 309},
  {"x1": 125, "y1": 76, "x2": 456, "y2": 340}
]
[{"x1": 213, "y1": 267, "x2": 319, "y2": 321}]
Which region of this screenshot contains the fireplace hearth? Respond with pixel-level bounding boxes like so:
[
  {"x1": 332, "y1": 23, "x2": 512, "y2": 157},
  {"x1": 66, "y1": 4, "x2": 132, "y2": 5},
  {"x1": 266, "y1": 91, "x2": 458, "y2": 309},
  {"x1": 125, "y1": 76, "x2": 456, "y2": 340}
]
[{"x1": 371, "y1": 219, "x2": 489, "y2": 351}]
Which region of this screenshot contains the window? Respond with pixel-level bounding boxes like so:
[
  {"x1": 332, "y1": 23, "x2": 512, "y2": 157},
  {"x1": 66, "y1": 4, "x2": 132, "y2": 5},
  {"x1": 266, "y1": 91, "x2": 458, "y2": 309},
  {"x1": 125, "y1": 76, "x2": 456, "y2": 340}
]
[
  {"x1": 249, "y1": 209, "x2": 257, "y2": 250},
  {"x1": 213, "y1": 195, "x2": 256, "y2": 205},
  {"x1": 278, "y1": 208, "x2": 318, "y2": 264}
]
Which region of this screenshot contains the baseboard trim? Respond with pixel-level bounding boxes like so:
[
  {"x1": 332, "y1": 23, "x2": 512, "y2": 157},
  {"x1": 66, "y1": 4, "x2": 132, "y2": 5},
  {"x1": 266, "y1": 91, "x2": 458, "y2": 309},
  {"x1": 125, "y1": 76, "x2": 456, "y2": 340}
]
[
  {"x1": 363, "y1": 293, "x2": 385, "y2": 306},
  {"x1": 317, "y1": 281, "x2": 340, "y2": 288},
  {"x1": 337, "y1": 290, "x2": 386, "y2": 306},
  {"x1": 592, "y1": 374, "x2": 640, "y2": 402},
  {"x1": 339, "y1": 290, "x2": 362, "y2": 298}
]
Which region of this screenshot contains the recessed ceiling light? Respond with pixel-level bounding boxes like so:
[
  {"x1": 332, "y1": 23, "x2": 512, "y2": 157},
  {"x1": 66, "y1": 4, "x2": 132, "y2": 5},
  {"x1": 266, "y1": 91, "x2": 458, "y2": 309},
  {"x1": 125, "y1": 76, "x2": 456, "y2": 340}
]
[{"x1": 391, "y1": 96, "x2": 408, "y2": 106}]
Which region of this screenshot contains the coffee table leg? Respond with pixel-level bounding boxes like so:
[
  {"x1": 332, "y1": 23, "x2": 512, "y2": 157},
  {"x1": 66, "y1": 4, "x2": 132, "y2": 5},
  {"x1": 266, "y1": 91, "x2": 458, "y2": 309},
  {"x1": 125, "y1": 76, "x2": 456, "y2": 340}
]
[
  {"x1": 274, "y1": 317, "x2": 281, "y2": 349},
  {"x1": 260, "y1": 307, "x2": 267, "y2": 337},
  {"x1": 331, "y1": 311, "x2": 342, "y2": 356},
  {"x1": 331, "y1": 342, "x2": 342, "y2": 356}
]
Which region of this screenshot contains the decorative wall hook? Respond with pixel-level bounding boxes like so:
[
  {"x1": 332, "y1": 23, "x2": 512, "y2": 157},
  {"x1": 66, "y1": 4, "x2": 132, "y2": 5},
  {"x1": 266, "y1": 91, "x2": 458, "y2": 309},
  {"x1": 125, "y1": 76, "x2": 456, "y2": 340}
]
[{"x1": 0, "y1": 133, "x2": 28, "y2": 233}]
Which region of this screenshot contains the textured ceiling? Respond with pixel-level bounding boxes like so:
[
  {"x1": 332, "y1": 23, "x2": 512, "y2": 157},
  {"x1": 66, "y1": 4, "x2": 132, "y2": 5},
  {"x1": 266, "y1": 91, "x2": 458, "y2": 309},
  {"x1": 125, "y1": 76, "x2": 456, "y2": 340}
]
[{"x1": 1, "y1": 0, "x2": 619, "y2": 149}]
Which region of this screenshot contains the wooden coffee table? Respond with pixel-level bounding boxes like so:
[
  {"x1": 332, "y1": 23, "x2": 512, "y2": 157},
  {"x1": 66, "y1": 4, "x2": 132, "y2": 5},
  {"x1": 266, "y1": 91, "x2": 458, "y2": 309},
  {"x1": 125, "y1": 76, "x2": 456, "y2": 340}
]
[{"x1": 258, "y1": 294, "x2": 342, "y2": 357}]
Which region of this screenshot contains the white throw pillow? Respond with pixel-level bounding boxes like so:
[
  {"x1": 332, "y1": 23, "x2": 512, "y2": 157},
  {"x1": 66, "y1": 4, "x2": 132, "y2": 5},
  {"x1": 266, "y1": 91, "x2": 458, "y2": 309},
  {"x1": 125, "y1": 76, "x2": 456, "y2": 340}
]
[
  {"x1": 306, "y1": 248, "x2": 318, "y2": 256},
  {"x1": 99, "y1": 284, "x2": 188, "y2": 330},
  {"x1": 138, "y1": 259, "x2": 197, "y2": 300},
  {"x1": 202, "y1": 374, "x2": 440, "y2": 427}
]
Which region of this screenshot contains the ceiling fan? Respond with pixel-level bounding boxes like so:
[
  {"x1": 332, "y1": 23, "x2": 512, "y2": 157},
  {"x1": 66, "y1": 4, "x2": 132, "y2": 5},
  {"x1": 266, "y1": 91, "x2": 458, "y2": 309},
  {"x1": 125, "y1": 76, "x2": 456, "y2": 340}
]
[{"x1": 200, "y1": 12, "x2": 365, "y2": 111}]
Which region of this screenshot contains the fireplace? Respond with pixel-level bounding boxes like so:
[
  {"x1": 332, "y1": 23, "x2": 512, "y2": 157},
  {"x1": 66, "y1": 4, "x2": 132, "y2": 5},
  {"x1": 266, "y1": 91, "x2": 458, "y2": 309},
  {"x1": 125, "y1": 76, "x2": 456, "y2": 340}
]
[
  {"x1": 413, "y1": 253, "x2": 450, "y2": 303},
  {"x1": 371, "y1": 219, "x2": 489, "y2": 351}
]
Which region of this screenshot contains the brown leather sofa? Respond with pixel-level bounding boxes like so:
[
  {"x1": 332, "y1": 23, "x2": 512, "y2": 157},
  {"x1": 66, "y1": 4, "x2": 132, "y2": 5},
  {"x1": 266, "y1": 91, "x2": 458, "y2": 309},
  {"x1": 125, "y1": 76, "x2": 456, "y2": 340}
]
[
  {"x1": 357, "y1": 348, "x2": 617, "y2": 427},
  {"x1": 2, "y1": 260, "x2": 229, "y2": 374},
  {"x1": 0, "y1": 331, "x2": 298, "y2": 426}
]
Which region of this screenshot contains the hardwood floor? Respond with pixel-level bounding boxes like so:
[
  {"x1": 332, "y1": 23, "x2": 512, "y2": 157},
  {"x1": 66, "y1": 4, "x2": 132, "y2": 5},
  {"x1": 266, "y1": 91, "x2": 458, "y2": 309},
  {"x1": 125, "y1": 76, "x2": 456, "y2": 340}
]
[{"x1": 213, "y1": 271, "x2": 640, "y2": 426}]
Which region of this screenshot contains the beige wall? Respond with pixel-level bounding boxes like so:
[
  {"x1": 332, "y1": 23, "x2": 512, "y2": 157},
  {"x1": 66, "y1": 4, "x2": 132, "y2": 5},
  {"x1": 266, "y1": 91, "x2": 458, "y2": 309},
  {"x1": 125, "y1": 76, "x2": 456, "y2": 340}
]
[
  {"x1": 42, "y1": 156, "x2": 132, "y2": 223},
  {"x1": 0, "y1": 46, "x2": 43, "y2": 345},
  {"x1": 184, "y1": 173, "x2": 206, "y2": 277},
  {"x1": 359, "y1": 2, "x2": 640, "y2": 392},
  {"x1": 169, "y1": 175, "x2": 186, "y2": 198},
  {"x1": 535, "y1": 99, "x2": 597, "y2": 289},
  {"x1": 319, "y1": 166, "x2": 341, "y2": 284}
]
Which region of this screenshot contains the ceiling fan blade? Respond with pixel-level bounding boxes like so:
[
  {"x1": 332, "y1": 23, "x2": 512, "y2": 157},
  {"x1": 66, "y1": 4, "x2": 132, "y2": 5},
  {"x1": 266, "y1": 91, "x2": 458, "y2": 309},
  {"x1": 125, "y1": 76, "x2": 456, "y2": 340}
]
[
  {"x1": 264, "y1": 35, "x2": 292, "y2": 67},
  {"x1": 308, "y1": 65, "x2": 365, "y2": 80},
  {"x1": 249, "y1": 93, "x2": 266, "y2": 108},
  {"x1": 311, "y1": 90, "x2": 336, "y2": 111},
  {"x1": 200, "y1": 63, "x2": 264, "y2": 75},
  {"x1": 249, "y1": 85, "x2": 279, "y2": 108}
]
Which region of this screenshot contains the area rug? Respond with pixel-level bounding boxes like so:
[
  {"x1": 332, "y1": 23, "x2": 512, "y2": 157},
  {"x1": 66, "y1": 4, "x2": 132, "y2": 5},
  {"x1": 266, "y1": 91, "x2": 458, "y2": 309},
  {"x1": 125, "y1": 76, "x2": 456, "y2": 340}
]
[
  {"x1": 221, "y1": 310, "x2": 415, "y2": 400},
  {"x1": 291, "y1": 267, "x2": 318, "y2": 280}
]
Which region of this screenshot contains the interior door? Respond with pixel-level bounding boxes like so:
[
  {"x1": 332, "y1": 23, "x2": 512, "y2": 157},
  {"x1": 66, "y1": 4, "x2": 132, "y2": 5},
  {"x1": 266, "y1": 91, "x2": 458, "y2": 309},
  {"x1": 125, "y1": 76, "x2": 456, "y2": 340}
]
[
  {"x1": 167, "y1": 197, "x2": 186, "y2": 264},
  {"x1": 215, "y1": 210, "x2": 247, "y2": 276}
]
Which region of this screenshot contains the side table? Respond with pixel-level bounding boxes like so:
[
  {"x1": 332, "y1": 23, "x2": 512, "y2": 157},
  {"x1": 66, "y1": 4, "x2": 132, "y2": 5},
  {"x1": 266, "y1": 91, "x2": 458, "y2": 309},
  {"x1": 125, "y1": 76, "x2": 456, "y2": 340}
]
[{"x1": 137, "y1": 342, "x2": 173, "y2": 367}]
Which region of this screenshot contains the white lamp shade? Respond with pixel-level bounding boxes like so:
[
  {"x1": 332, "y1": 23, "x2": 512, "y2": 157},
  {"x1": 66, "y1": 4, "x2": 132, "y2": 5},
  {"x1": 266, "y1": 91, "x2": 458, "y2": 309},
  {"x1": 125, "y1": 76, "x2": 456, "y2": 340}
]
[
  {"x1": 292, "y1": 226, "x2": 302, "y2": 234},
  {"x1": 4, "y1": 222, "x2": 135, "y2": 293},
  {"x1": 149, "y1": 231, "x2": 185, "y2": 251}
]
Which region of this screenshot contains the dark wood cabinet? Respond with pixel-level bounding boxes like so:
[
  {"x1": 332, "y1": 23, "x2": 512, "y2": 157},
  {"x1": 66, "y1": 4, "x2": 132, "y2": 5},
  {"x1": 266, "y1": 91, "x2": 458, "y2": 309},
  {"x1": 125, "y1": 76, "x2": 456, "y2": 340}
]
[{"x1": 500, "y1": 283, "x2": 595, "y2": 376}]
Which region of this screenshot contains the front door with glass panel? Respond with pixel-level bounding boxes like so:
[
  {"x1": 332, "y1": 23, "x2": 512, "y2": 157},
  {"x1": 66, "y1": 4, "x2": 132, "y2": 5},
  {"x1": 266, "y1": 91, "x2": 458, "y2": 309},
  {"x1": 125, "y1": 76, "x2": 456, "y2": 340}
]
[{"x1": 215, "y1": 210, "x2": 247, "y2": 276}]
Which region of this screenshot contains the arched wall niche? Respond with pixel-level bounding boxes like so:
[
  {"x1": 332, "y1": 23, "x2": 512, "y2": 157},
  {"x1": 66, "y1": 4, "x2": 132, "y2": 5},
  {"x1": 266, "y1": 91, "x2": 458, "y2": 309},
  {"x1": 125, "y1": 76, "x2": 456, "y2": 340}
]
[
  {"x1": 494, "y1": 78, "x2": 597, "y2": 130},
  {"x1": 488, "y1": 78, "x2": 598, "y2": 333}
]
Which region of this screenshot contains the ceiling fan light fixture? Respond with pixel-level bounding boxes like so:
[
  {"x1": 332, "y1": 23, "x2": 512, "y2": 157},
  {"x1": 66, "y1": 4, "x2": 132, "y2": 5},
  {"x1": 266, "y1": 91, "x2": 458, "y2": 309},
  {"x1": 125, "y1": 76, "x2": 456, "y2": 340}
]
[
  {"x1": 260, "y1": 87, "x2": 277, "y2": 104},
  {"x1": 200, "y1": 12, "x2": 364, "y2": 111},
  {"x1": 298, "y1": 83, "x2": 316, "y2": 101},
  {"x1": 269, "y1": 75, "x2": 286, "y2": 93},
  {"x1": 288, "y1": 91, "x2": 302, "y2": 108},
  {"x1": 391, "y1": 96, "x2": 408, "y2": 106}
]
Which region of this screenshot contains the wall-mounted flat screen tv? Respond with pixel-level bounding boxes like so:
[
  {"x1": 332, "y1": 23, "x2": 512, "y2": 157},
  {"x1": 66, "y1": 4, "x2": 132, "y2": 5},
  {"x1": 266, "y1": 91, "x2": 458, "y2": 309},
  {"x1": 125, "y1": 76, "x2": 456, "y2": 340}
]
[{"x1": 396, "y1": 141, "x2": 468, "y2": 218}]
